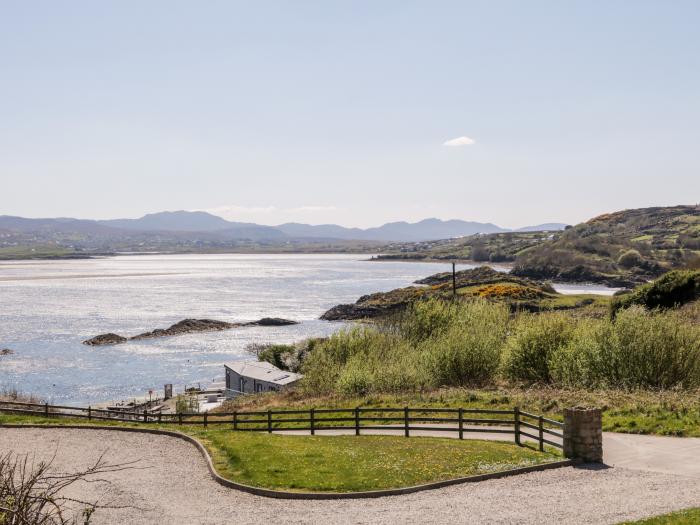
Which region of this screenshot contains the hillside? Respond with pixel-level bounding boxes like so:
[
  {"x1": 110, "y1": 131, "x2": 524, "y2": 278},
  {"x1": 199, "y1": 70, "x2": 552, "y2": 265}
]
[
  {"x1": 0, "y1": 211, "x2": 564, "y2": 259},
  {"x1": 373, "y1": 231, "x2": 559, "y2": 263},
  {"x1": 512, "y1": 205, "x2": 700, "y2": 287}
]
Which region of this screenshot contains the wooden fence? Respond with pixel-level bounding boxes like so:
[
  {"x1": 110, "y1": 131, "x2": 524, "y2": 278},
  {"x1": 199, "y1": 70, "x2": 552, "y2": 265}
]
[{"x1": 0, "y1": 401, "x2": 564, "y2": 451}]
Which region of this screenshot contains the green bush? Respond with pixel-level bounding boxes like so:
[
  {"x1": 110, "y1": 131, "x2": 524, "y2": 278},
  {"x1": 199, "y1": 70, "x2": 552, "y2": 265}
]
[
  {"x1": 551, "y1": 307, "x2": 700, "y2": 389},
  {"x1": 617, "y1": 249, "x2": 643, "y2": 268},
  {"x1": 599, "y1": 307, "x2": 700, "y2": 389},
  {"x1": 300, "y1": 294, "x2": 700, "y2": 397},
  {"x1": 611, "y1": 270, "x2": 700, "y2": 315},
  {"x1": 391, "y1": 299, "x2": 464, "y2": 344},
  {"x1": 549, "y1": 318, "x2": 605, "y2": 387},
  {"x1": 258, "y1": 344, "x2": 296, "y2": 371},
  {"x1": 421, "y1": 301, "x2": 509, "y2": 387},
  {"x1": 502, "y1": 313, "x2": 575, "y2": 383}
]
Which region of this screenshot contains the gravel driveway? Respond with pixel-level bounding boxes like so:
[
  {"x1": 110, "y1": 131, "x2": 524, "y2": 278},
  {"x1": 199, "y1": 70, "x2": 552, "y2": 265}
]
[{"x1": 1, "y1": 427, "x2": 699, "y2": 525}]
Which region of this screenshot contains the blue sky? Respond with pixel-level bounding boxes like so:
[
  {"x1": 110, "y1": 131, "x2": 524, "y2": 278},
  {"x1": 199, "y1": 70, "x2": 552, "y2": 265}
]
[{"x1": 1, "y1": 1, "x2": 698, "y2": 228}]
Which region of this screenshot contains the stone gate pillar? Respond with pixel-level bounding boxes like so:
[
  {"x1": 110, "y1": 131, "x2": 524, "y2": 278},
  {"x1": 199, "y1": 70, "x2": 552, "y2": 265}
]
[{"x1": 563, "y1": 407, "x2": 603, "y2": 463}]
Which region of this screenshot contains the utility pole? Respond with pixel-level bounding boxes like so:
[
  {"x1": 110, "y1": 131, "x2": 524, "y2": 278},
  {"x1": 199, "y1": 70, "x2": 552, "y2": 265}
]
[{"x1": 452, "y1": 262, "x2": 457, "y2": 297}]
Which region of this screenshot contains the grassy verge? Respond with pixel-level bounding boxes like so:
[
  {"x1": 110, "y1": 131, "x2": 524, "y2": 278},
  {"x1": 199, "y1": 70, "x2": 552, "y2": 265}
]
[
  {"x1": 221, "y1": 386, "x2": 700, "y2": 437},
  {"x1": 620, "y1": 508, "x2": 700, "y2": 524},
  {"x1": 0, "y1": 414, "x2": 558, "y2": 493}
]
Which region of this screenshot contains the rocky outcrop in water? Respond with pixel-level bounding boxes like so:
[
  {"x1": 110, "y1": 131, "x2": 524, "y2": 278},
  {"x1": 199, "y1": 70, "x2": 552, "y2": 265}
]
[
  {"x1": 83, "y1": 317, "x2": 299, "y2": 346},
  {"x1": 130, "y1": 319, "x2": 235, "y2": 341},
  {"x1": 0, "y1": 348, "x2": 14, "y2": 355},
  {"x1": 320, "y1": 303, "x2": 404, "y2": 321},
  {"x1": 83, "y1": 333, "x2": 128, "y2": 346},
  {"x1": 253, "y1": 317, "x2": 298, "y2": 326}
]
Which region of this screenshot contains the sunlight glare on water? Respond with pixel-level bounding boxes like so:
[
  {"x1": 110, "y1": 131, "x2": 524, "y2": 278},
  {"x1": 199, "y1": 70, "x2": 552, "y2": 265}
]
[{"x1": 0, "y1": 254, "x2": 469, "y2": 405}]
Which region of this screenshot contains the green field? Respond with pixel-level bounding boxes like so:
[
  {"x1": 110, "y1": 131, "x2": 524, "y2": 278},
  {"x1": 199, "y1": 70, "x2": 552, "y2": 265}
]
[{"x1": 0, "y1": 414, "x2": 558, "y2": 492}]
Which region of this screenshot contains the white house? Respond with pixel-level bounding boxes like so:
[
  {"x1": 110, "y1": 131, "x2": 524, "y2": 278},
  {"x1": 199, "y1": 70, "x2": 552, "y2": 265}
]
[{"x1": 224, "y1": 361, "x2": 302, "y2": 398}]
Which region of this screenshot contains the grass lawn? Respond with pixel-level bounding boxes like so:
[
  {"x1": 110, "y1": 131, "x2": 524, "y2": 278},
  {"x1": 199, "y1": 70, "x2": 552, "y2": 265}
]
[
  {"x1": 620, "y1": 508, "x2": 700, "y2": 524},
  {"x1": 0, "y1": 414, "x2": 559, "y2": 493}
]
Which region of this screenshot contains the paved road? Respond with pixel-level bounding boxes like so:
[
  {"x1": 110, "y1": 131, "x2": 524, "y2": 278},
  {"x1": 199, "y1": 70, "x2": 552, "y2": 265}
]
[
  {"x1": 603, "y1": 432, "x2": 700, "y2": 478},
  {"x1": 1, "y1": 427, "x2": 699, "y2": 525}
]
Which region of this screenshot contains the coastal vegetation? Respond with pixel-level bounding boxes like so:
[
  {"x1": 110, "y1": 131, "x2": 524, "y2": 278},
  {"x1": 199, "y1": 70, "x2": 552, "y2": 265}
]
[
  {"x1": 311, "y1": 299, "x2": 700, "y2": 396},
  {"x1": 321, "y1": 266, "x2": 608, "y2": 320},
  {"x1": 229, "y1": 271, "x2": 700, "y2": 437},
  {"x1": 611, "y1": 269, "x2": 700, "y2": 316}
]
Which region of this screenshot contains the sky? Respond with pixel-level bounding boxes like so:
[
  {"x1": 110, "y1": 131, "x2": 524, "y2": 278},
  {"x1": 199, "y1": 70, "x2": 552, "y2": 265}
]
[{"x1": 1, "y1": 1, "x2": 699, "y2": 229}]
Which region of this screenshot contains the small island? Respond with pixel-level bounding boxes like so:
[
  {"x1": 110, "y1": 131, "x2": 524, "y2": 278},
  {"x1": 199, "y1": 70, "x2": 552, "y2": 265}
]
[
  {"x1": 83, "y1": 317, "x2": 298, "y2": 346},
  {"x1": 321, "y1": 266, "x2": 606, "y2": 321}
]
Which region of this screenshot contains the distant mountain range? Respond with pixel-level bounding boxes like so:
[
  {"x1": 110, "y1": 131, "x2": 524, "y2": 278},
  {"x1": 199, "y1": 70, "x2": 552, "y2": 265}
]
[{"x1": 0, "y1": 210, "x2": 567, "y2": 243}]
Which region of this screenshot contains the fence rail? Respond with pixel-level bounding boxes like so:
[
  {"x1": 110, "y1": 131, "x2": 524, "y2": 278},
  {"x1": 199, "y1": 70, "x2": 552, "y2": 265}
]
[{"x1": 0, "y1": 400, "x2": 563, "y2": 450}]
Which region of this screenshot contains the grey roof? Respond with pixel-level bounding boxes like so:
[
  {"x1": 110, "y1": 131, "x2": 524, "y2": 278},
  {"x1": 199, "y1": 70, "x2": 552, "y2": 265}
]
[{"x1": 224, "y1": 360, "x2": 302, "y2": 386}]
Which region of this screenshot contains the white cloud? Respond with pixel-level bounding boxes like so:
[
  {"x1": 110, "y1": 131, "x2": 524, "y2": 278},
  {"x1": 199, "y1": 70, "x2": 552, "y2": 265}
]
[{"x1": 442, "y1": 136, "x2": 475, "y2": 146}]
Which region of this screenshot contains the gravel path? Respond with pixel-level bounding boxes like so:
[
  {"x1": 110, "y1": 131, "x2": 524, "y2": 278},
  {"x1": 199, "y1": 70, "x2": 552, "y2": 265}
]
[{"x1": 1, "y1": 427, "x2": 699, "y2": 525}]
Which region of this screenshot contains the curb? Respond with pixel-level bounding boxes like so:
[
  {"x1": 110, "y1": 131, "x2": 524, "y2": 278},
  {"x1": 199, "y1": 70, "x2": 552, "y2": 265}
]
[{"x1": 0, "y1": 423, "x2": 579, "y2": 500}]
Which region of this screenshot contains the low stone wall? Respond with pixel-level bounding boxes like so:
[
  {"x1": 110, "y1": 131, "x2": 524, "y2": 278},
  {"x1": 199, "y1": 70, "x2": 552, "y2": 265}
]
[{"x1": 563, "y1": 407, "x2": 603, "y2": 463}]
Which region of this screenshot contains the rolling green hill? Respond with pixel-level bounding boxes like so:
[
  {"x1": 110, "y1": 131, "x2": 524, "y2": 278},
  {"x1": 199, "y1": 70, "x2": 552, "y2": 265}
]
[{"x1": 512, "y1": 205, "x2": 700, "y2": 287}]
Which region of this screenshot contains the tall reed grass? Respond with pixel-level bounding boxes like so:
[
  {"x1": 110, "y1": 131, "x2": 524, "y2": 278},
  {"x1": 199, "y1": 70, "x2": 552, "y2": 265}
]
[{"x1": 301, "y1": 298, "x2": 700, "y2": 396}]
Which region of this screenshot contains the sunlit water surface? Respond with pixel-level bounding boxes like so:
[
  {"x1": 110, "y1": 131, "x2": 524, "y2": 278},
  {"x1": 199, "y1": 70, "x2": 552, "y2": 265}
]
[{"x1": 0, "y1": 254, "x2": 614, "y2": 405}]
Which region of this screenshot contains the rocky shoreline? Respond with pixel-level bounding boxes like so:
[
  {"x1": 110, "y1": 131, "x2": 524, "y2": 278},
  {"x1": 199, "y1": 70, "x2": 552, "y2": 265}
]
[
  {"x1": 83, "y1": 317, "x2": 298, "y2": 346},
  {"x1": 320, "y1": 266, "x2": 609, "y2": 321}
]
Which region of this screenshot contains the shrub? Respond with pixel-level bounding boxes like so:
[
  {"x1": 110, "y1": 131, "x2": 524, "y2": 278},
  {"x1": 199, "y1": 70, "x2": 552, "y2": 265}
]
[
  {"x1": 421, "y1": 300, "x2": 510, "y2": 387},
  {"x1": 258, "y1": 344, "x2": 296, "y2": 370},
  {"x1": 611, "y1": 269, "x2": 700, "y2": 315},
  {"x1": 502, "y1": 313, "x2": 575, "y2": 384},
  {"x1": 253, "y1": 338, "x2": 324, "y2": 373},
  {"x1": 617, "y1": 249, "x2": 644, "y2": 268},
  {"x1": 470, "y1": 245, "x2": 491, "y2": 262},
  {"x1": 386, "y1": 298, "x2": 464, "y2": 344},
  {"x1": 301, "y1": 328, "x2": 408, "y2": 395},
  {"x1": 551, "y1": 307, "x2": 700, "y2": 389},
  {"x1": 598, "y1": 306, "x2": 700, "y2": 389}
]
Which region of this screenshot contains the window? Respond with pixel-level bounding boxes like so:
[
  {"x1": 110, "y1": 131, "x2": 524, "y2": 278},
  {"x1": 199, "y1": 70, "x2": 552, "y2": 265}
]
[{"x1": 256, "y1": 383, "x2": 263, "y2": 393}]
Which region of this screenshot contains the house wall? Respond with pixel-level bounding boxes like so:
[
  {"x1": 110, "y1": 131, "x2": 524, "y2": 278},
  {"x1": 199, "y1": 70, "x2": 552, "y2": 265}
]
[{"x1": 225, "y1": 366, "x2": 290, "y2": 396}]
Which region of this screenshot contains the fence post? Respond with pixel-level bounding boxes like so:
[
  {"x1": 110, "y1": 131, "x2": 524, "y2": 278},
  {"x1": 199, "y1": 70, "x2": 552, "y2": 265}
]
[
  {"x1": 458, "y1": 408, "x2": 464, "y2": 440},
  {"x1": 144, "y1": 409, "x2": 148, "y2": 423},
  {"x1": 45, "y1": 402, "x2": 49, "y2": 418},
  {"x1": 538, "y1": 415, "x2": 544, "y2": 452},
  {"x1": 310, "y1": 408, "x2": 315, "y2": 436},
  {"x1": 178, "y1": 412, "x2": 182, "y2": 425},
  {"x1": 267, "y1": 410, "x2": 272, "y2": 433},
  {"x1": 355, "y1": 407, "x2": 360, "y2": 436},
  {"x1": 158, "y1": 412, "x2": 162, "y2": 424},
  {"x1": 404, "y1": 407, "x2": 410, "y2": 437},
  {"x1": 563, "y1": 407, "x2": 603, "y2": 462},
  {"x1": 233, "y1": 411, "x2": 238, "y2": 430},
  {"x1": 204, "y1": 412, "x2": 208, "y2": 428},
  {"x1": 514, "y1": 406, "x2": 521, "y2": 446},
  {"x1": 88, "y1": 406, "x2": 91, "y2": 421}
]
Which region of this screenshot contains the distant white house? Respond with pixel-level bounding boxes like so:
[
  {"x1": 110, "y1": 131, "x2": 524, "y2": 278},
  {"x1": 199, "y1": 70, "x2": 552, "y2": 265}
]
[{"x1": 224, "y1": 361, "x2": 302, "y2": 398}]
